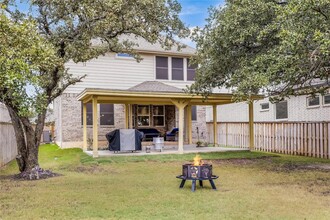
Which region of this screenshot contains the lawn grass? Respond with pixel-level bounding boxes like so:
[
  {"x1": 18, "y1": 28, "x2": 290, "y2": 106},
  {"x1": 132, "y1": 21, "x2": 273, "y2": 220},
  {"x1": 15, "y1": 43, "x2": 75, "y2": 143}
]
[{"x1": 0, "y1": 144, "x2": 329, "y2": 219}]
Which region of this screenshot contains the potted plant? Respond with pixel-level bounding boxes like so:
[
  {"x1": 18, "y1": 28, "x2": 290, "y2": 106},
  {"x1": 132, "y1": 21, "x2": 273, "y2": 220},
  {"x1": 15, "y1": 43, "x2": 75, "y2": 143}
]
[{"x1": 196, "y1": 141, "x2": 203, "y2": 147}]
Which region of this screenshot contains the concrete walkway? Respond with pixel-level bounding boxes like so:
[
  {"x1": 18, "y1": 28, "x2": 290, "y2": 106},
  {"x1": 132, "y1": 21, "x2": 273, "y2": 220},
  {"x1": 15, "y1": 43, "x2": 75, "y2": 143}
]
[{"x1": 85, "y1": 145, "x2": 249, "y2": 157}]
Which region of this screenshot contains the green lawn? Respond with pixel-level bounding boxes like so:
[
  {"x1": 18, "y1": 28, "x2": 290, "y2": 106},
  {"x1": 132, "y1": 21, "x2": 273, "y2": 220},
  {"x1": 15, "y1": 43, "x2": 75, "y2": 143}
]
[{"x1": 0, "y1": 144, "x2": 329, "y2": 220}]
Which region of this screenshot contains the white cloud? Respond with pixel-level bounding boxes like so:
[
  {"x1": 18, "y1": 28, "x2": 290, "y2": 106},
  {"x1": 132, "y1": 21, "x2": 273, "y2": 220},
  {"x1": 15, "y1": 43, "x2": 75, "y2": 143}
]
[{"x1": 180, "y1": 5, "x2": 203, "y2": 16}]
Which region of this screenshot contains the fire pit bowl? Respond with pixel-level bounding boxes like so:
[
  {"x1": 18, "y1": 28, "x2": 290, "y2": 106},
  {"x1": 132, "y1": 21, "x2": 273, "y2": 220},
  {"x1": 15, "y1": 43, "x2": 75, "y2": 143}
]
[
  {"x1": 182, "y1": 164, "x2": 213, "y2": 179},
  {"x1": 176, "y1": 155, "x2": 219, "y2": 192}
]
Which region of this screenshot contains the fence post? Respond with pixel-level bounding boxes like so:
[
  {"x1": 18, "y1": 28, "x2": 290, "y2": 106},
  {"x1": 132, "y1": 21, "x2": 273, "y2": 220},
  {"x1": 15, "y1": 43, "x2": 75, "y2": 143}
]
[{"x1": 248, "y1": 102, "x2": 254, "y2": 150}]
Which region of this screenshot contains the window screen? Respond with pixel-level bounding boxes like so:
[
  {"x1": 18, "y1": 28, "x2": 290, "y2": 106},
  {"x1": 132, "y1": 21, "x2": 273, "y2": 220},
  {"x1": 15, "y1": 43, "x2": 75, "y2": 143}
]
[
  {"x1": 191, "y1": 106, "x2": 197, "y2": 121},
  {"x1": 307, "y1": 96, "x2": 320, "y2": 107},
  {"x1": 275, "y1": 101, "x2": 288, "y2": 120},
  {"x1": 156, "y1": 56, "x2": 168, "y2": 80},
  {"x1": 187, "y1": 59, "x2": 197, "y2": 81},
  {"x1": 324, "y1": 94, "x2": 330, "y2": 105},
  {"x1": 172, "y1": 58, "x2": 183, "y2": 80},
  {"x1": 81, "y1": 103, "x2": 93, "y2": 125},
  {"x1": 260, "y1": 103, "x2": 269, "y2": 110},
  {"x1": 100, "y1": 104, "x2": 114, "y2": 125}
]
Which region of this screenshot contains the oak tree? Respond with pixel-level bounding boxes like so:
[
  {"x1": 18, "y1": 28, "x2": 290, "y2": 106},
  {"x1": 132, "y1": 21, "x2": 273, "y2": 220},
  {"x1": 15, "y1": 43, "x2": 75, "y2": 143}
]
[
  {"x1": 0, "y1": 0, "x2": 188, "y2": 178},
  {"x1": 190, "y1": 0, "x2": 330, "y2": 101}
]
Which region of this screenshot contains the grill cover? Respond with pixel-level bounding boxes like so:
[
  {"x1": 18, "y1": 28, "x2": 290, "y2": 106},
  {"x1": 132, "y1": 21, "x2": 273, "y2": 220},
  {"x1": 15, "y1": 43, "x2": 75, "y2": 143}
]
[{"x1": 106, "y1": 129, "x2": 143, "y2": 151}]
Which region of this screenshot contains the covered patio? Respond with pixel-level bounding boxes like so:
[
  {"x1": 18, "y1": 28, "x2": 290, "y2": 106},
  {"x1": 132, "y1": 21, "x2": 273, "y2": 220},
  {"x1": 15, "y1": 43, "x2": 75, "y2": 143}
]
[{"x1": 77, "y1": 82, "x2": 262, "y2": 158}]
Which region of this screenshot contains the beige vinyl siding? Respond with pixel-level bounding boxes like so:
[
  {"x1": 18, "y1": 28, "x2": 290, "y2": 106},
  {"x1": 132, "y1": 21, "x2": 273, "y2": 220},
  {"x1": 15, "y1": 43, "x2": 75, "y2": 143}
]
[
  {"x1": 65, "y1": 53, "x2": 195, "y2": 93},
  {"x1": 65, "y1": 53, "x2": 200, "y2": 93},
  {"x1": 205, "y1": 96, "x2": 330, "y2": 122},
  {"x1": 65, "y1": 53, "x2": 154, "y2": 93}
]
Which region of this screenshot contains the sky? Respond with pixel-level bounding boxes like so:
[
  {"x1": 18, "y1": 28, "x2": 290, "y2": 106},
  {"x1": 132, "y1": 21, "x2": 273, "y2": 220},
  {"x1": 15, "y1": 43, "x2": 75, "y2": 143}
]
[
  {"x1": 15, "y1": 0, "x2": 225, "y2": 48},
  {"x1": 178, "y1": 0, "x2": 225, "y2": 47}
]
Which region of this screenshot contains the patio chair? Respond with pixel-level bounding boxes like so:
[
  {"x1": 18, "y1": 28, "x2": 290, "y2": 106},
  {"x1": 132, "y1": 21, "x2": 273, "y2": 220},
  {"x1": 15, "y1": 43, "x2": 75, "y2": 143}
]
[{"x1": 165, "y1": 127, "x2": 178, "y2": 141}]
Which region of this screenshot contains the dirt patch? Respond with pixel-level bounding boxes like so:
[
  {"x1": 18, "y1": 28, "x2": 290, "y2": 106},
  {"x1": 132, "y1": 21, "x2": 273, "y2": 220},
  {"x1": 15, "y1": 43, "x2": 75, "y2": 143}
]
[
  {"x1": 72, "y1": 165, "x2": 117, "y2": 174},
  {"x1": 203, "y1": 156, "x2": 276, "y2": 165},
  {"x1": 306, "y1": 177, "x2": 330, "y2": 196},
  {"x1": 271, "y1": 163, "x2": 330, "y2": 173}
]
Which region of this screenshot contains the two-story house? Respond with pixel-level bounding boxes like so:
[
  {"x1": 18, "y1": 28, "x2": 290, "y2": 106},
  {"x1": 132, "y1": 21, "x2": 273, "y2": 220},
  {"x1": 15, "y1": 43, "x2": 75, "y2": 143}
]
[{"x1": 54, "y1": 37, "x2": 210, "y2": 151}]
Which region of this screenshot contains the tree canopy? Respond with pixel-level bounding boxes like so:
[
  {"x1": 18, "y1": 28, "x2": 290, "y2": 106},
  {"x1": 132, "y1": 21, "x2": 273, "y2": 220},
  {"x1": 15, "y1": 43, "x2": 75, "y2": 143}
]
[
  {"x1": 0, "y1": 0, "x2": 188, "y2": 176},
  {"x1": 190, "y1": 0, "x2": 330, "y2": 101}
]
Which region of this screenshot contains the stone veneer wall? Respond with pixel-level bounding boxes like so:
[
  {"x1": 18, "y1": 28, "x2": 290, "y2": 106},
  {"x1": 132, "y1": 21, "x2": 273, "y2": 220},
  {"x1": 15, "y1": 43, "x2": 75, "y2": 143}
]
[
  {"x1": 55, "y1": 93, "x2": 125, "y2": 148},
  {"x1": 192, "y1": 106, "x2": 207, "y2": 142},
  {"x1": 175, "y1": 106, "x2": 207, "y2": 142}
]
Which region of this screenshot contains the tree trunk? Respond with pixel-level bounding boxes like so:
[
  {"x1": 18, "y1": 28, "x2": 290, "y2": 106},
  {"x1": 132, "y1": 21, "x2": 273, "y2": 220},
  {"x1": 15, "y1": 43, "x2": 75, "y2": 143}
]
[{"x1": 6, "y1": 105, "x2": 44, "y2": 174}]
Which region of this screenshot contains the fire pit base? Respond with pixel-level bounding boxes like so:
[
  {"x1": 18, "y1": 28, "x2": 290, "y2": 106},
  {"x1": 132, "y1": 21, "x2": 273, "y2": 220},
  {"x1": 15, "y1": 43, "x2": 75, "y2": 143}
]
[{"x1": 176, "y1": 175, "x2": 219, "y2": 192}]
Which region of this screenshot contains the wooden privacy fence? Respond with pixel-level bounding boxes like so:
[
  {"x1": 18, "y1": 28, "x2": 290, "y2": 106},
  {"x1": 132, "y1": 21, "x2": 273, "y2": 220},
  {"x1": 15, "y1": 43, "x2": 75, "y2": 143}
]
[
  {"x1": 0, "y1": 122, "x2": 17, "y2": 167},
  {"x1": 207, "y1": 121, "x2": 330, "y2": 159}
]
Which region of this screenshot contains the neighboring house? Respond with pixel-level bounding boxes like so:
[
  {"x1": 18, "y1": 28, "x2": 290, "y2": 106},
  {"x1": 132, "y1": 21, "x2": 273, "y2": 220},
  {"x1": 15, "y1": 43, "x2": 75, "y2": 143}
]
[
  {"x1": 0, "y1": 103, "x2": 11, "y2": 123},
  {"x1": 54, "y1": 37, "x2": 212, "y2": 149},
  {"x1": 0, "y1": 103, "x2": 17, "y2": 167},
  {"x1": 206, "y1": 91, "x2": 330, "y2": 123}
]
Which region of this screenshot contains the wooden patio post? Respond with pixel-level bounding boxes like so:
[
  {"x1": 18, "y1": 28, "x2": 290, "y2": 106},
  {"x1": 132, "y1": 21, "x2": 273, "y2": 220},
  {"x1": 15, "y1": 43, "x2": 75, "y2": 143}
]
[
  {"x1": 92, "y1": 96, "x2": 99, "y2": 157},
  {"x1": 213, "y1": 104, "x2": 218, "y2": 146},
  {"x1": 129, "y1": 104, "x2": 133, "y2": 129},
  {"x1": 187, "y1": 105, "x2": 192, "y2": 144},
  {"x1": 82, "y1": 102, "x2": 87, "y2": 151},
  {"x1": 249, "y1": 101, "x2": 254, "y2": 150},
  {"x1": 125, "y1": 104, "x2": 129, "y2": 129},
  {"x1": 171, "y1": 99, "x2": 190, "y2": 154}
]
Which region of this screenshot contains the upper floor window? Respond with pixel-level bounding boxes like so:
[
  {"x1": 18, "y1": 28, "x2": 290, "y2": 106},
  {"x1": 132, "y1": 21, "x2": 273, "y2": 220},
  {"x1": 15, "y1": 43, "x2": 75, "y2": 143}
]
[
  {"x1": 100, "y1": 104, "x2": 114, "y2": 125},
  {"x1": 323, "y1": 94, "x2": 330, "y2": 106},
  {"x1": 187, "y1": 59, "x2": 197, "y2": 81},
  {"x1": 260, "y1": 103, "x2": 269, "y2": 111},
  {"x1": 275, "y1": 101, "x2": 288, "y2": 120},
  {"x1": 116, "y1": 53, "x2": 134, "y2": 59},
  {"x1": 172, "y1": 58, "x2": 184, "y2": 80},
  {"x1": 156, "y1": 56, "x2": 168, "y2": 80}
]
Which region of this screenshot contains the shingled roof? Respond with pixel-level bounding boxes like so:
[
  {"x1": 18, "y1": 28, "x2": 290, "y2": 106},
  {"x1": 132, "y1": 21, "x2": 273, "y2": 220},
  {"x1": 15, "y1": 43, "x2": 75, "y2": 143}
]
[
  {"x1": 92, "y1": 34, "x2": 195, "y2": 56},
  {"x1": 128, "y1": 81, "x2": 184, "y2": 93}
]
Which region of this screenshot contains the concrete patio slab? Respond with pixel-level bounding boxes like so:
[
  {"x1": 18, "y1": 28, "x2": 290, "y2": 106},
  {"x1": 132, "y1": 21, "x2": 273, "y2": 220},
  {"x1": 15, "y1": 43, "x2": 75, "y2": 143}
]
[{"x1": 85, "y1": 145, "x2": 249, "y2": 157}]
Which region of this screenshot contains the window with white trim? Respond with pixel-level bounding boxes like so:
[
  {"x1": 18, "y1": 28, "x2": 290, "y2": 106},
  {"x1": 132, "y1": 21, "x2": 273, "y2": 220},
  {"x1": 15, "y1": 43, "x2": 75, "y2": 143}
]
[
  {"x1": 153, "y1": 105, "x2": 165, "y2": 126},
  {"x1": 187, "y1": 59, "x2": 197, "y2": 81},
  {"x1": 116, "y1": 53, "x2": 134, "y2": 59},
  {"x1": 172, "y1": 58, "x2": 184, "y2": 80},
  {"x1": 275, "y1": 101, "x2": 288, "y2": 120},
  {"x1": 323, "y1": 94, "x2": 330, "y2": 106},
  {"x1": 260, "y1": 103, "x2": 269, "y2": 111},
  {"x1": 307, "y1": 96, "x2": 320, "y2": 107},
  {"x1": 137, "y1": 105, "x2": 150, "y2": 126},
  {"x1": 156, "y1": 56, "x2": 168, "y2": 80}
]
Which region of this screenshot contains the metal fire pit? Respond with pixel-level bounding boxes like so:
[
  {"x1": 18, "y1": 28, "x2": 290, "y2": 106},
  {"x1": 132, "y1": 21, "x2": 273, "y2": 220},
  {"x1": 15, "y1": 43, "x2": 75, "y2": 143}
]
[{"x1": 176, "y1": 164, "x2": 218, "y2": 192}]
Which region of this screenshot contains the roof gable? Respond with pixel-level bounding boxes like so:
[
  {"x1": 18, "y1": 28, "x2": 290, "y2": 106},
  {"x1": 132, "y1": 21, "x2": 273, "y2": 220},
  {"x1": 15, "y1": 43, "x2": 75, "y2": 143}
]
[{"x1": 128, "y1": 81, "x2": 183, "y2": 93}]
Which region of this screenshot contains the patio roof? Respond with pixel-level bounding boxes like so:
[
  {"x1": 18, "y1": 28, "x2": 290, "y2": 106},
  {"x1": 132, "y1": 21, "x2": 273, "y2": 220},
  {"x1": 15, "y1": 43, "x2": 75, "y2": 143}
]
[
  {"x1": 77, "y1": 81, "x2": 263, "y2": 106},
  {"x1": 77, "y1": 81, "x2": 263, "y2": 158}
]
